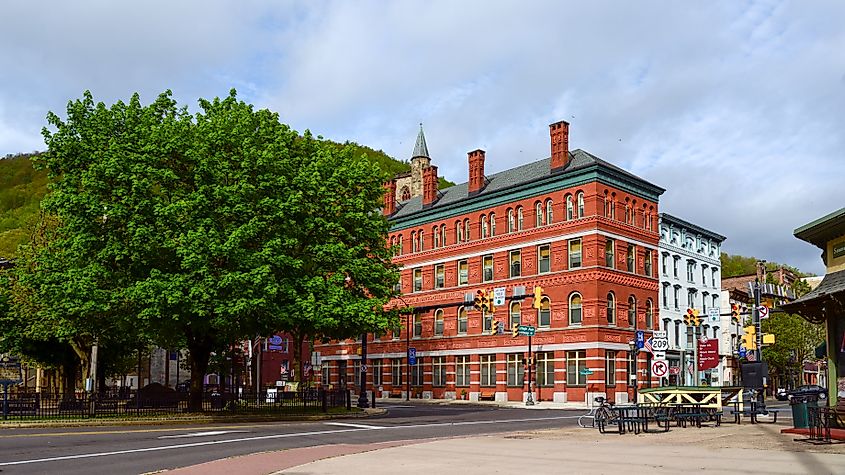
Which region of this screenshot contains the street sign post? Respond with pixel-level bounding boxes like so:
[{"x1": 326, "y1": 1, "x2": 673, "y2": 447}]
[
  {"x1": 408, "y1": 348, "x2": 417, "y2": 366},
  {"x1": 1, "y1": 355, "x2": 22, "y2": 421}
]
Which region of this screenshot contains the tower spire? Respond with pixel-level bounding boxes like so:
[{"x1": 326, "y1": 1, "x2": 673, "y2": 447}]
[{"x1": 412, "y1": 123, "x2": 429, "y2": 158}]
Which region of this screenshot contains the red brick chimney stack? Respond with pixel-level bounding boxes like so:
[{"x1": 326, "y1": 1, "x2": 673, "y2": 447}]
[
  {"x1": 383, "y1": 179, "x2": 397, "y2": 216},
  {"x1": 467, "y1": 149, "x2": 486, "y2": 196},
  {"x1": 423, "y1": 166, "x2": 439, "y2": 207},
  {"x1": 549, "y1": 120, "x2": 570, "y2": 173}
]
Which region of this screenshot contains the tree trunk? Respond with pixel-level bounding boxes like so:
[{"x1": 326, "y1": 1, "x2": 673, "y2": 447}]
[
  {"x1": 69, "y1": 339, "x2": 91, "y2": 392},
  {"x1": 186, "y1": 335, "x2": 212, "y2": 412},
  {"x1": 291, "y1": 332, "x2": 306, "y2": 385}
]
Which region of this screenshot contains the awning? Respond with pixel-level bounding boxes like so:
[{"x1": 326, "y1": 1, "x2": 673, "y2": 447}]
[{"x1": 781, "y1": 269, "x2": 845, "y2": 324}]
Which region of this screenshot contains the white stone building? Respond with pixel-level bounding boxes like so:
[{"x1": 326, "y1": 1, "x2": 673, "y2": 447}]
[{"x1": 658, "y1": 213, "x2": 726, "y2": 386}]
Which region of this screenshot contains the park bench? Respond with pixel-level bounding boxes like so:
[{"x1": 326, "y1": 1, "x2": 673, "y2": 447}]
[
  {"x1": 729, "y1": 404, "x2": 781, "y2": 424},
  {"x1": 479, "y1": 390, "x2": 496, "y2": 401},
  {"x1": 389, "y1": 388, "x2": 403, "y2": 398}
]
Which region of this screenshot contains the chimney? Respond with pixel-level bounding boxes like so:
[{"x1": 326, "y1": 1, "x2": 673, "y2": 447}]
[
  {"x1": 549, "y1": 120, "x2": 570, "y2": 173},
  {"x1": 423, "y1": 166, "x2": 438, "y2": 207},
  {"x1": 467, "y1": 149, "x2": 486, "y2": 196},
  {"x1": 383, "y1": 179, "x2": 397, "y2": 216}
]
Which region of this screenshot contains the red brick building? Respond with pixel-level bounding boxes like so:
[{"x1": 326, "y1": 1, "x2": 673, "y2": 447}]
[{"x1": 315, "y1": 120, "x2": 664, "y2": 404}]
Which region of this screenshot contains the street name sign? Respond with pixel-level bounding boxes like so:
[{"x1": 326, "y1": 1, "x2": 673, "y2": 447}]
[{"x1": 517, "y1": 325, "x2": 536, "y2": 336}]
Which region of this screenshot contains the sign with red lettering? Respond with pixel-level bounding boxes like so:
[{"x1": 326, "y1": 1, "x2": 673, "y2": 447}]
[{"x1": 698, "y1": 339, "x2": 719, "y2": 370}]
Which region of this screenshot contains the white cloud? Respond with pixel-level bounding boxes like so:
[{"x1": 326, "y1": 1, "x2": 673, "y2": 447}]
[{"x1": 2, "y1": 0, "x2": 843, "y2": 274}]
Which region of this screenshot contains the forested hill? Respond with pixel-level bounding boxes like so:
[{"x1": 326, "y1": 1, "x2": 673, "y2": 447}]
[{"x1": 0, "y1": 142, "x2": 454, "y2": 258}]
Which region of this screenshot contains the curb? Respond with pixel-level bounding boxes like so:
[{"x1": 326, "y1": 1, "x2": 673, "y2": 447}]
[{"x1": 0, "y1": 408, "x2": 386, "y2": 430}]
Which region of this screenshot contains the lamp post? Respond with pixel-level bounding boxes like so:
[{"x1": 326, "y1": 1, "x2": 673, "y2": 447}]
[
  {"x1": 628, "y1": 339, "x2": 638, "y2": 403},
  {"x1": 357, "y1": 332, "x2": 369, "y2": 408}
]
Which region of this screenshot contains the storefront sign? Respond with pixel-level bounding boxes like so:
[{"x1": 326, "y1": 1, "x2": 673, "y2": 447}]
[{"x1": 834, "y1": 241, "x2": 845, "y2": 259}]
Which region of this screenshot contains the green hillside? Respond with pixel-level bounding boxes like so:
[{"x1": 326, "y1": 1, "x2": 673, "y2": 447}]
[
  {"x1": 0, "y1": 142, "x2": 453, "y2": 259},
  {"x1": 0, "y1": 153, "x2": 48, "y2": 258}
]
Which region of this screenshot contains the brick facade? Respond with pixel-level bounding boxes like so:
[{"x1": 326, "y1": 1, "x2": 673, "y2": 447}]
[{"x1": 316, "y1": 120, "x2": 665, "y2": 404}]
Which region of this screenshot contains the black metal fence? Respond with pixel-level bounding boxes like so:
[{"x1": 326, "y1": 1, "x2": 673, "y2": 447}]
[
  {"x1": 807, "y1": 406, "x2": 836, "y2": 443},
  {"x1": 1, "y1": 389, "x2": 352, "y2": 421}
]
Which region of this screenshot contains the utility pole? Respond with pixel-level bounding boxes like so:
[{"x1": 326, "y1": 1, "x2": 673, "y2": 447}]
[
  {"x1": 406, "y1": 313, "x2": 410, "y2": 402},
  {"x1": 753, "y1": 278, "x2": 762, "y2": 363},
  {"x1": 526, "y1": 335, "x2": 534, "y2": 406}
]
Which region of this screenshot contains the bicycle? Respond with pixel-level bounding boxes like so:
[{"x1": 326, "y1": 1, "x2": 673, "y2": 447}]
[{"x1": 578, "y1": 396, "x2": 616, "y2": 430}]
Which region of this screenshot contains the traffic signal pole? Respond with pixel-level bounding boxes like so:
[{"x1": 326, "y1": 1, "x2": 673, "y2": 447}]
[
  {"x1": 753, "y1": 279, "x2": 762, "y2": 363},
  {"x1": 526, "y1": 335, "x2": 534, "y2": 406}
]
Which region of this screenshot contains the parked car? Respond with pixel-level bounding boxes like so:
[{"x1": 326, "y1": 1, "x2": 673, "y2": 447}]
[
  {"x1": 775, "y1": 387, "x2": 789, "y2": 401},
  {"x1": 788, "y1": 385, "x2": 827, "y2": 401}
]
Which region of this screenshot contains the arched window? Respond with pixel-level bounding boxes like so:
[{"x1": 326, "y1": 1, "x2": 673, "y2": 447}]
[
  {"x1": 645, "y1": 299, "x2": 654, "y2": 330},
  {"x1": 411, "y1": 231, "x2": 417, "y2": 253},
  {"x1": 400, "y1": 186, "x2": 411, "y2": 201},
  {"x1": 610, "y1": 192, "x2": 617, "y2": 220},
  {"x1": 433, "y1": 226, "x2": 440, "y2": 248},
  {"x1": 463, "y1": 218, "x2": 470, "y2": 242},
  {"x1": 569, "y1": 293, "x2": 582, "y2": 325},
  {"x1": 490, "y1": 212, "x2": 496, "y2": 236},
  {"x1": 481, "y1": 215, "x2": 488, "y2": 238},
  {"x1": 539, "y1": 297, "x2": 551, "y2": 327},
  {"x1": 440, "y1": 224, "x2": 447, "y2": 246},
  {"x1": 628, "y1": 296, "x2": 637, "y2": 327},
  {"x1": 434, "y1": 309, "x2": 444, "y2": 336},
  {"x1": 398, "y1": 235, "x2": 403, "y2": 255},
  {"x1": 418, "y1": 230, "x2": 424, "y2": 251},
  {"x1": 535, "y1": 202, "x2": 543, "y2": 227},
  {"x1": 577, "y1": 192, "x2": 585, "y2": 218},
  {"x1": 603, "y1": 190, "x2": 610, "y2": 217},
  {"x1": 456, "y1": 220, "x2": 463, "y2": 243},
  {"x1": 607, "y1": 292, "x2": 616, "y2": 324},
  {"x1": 507, "y1": 209, "x2": 515, "y2": 233},
  {"x1": 457, "y1": 306, "x2": 468, "y2": 334},
  {"x1": 509, "y1": 301, "x2": 521, "y2": 328},
  {"x1": 625, "y1": 199, "x2": 631, "y2": 224},
  {"x1": 566, "y1": 195, "x2": 574, "y2": 220},
  {"x1": 517, "y1": 207, "x2": 524, "y2": 231},
  {"x1": 545, "y1": 199, "x2": 554, "y2": 225}
]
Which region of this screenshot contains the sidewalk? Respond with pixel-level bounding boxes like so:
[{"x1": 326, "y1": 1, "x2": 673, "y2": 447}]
[
  {"x1": 374, "y1": 396, "x2": 590, "y2": 410},
  {"x1": 167, "y1": 418, "x2": 845, "y2": 474}
]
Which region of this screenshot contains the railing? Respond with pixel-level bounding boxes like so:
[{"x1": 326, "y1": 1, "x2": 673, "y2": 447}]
[
  {"x1": 807, "y1": 406, "x2": 842, "y2": 444},
  {"x1": 1, "y1": 388, "x2": 351, "y2": 421}
]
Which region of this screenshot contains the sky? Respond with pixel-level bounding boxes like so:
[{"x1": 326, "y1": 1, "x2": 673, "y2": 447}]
[{"x1": 1, "y1": 0, "x2": 843, "y2": 275}]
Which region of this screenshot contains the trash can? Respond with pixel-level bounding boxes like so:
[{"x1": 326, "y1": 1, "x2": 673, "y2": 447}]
[{"x1": 791, "y1": 396, "x2": 809, "y2": 428}]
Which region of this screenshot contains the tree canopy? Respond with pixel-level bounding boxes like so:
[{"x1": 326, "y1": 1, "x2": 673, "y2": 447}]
[{"x1": 4, "y1": 90, "x2": 398, "y2": 409}]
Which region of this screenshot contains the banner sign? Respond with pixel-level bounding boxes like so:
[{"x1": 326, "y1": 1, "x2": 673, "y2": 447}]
[{"x1": 698, "y1": 339, "x2": 719, "y2": 370}]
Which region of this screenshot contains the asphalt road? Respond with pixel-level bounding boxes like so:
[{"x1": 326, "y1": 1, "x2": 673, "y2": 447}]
[{"x1": 0, "y1": 403, "x2": 584, "y2": 474}]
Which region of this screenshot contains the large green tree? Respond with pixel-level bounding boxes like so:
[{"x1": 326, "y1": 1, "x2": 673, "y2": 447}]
[{"x1": 26, "y1": 90, "x2": 396, "y2": 409}]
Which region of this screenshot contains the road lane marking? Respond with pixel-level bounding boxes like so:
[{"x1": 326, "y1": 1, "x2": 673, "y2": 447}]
[
  {"x1": 0, "y1": 414, "x2": 578, "y2": 466},
  {"x1": 0, "y1": 424, "x2": 273, "y2": 439},
  {"x1": 158, "y1": 430, "x2": 251, "y2": 439},
  {"x1": 323, "y1": 422, "x2": 385, "y2": 429}
]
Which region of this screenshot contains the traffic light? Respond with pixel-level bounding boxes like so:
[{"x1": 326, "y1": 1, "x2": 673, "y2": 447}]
[
  {"x1": 692, "y1": 309, "x2": 701, "y2": 326},
  {"x1": 486, "y1": 289, "x2": 496, "y2": 314},
  {"x1": 474, "y1": 290, "x2": 484, "y2": 311},
  {"x1": 684, "y1": 308, "x2": 694, "y2": 326},
  {"x1": 512, "y1": 322, "x2": 519, "y2": 337},
  {"x1": 741, "y1": 325, "x2": 757, "y2": 351},
  {"x1": 532, "y1": 286, "x2": 544, "y2": 309},
  {"x1": 490, "y1": 320, "x2": 499, "y2": 336},
  {"x1": 730, "y1": 304, "x2": 740, "y2": 324}
]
